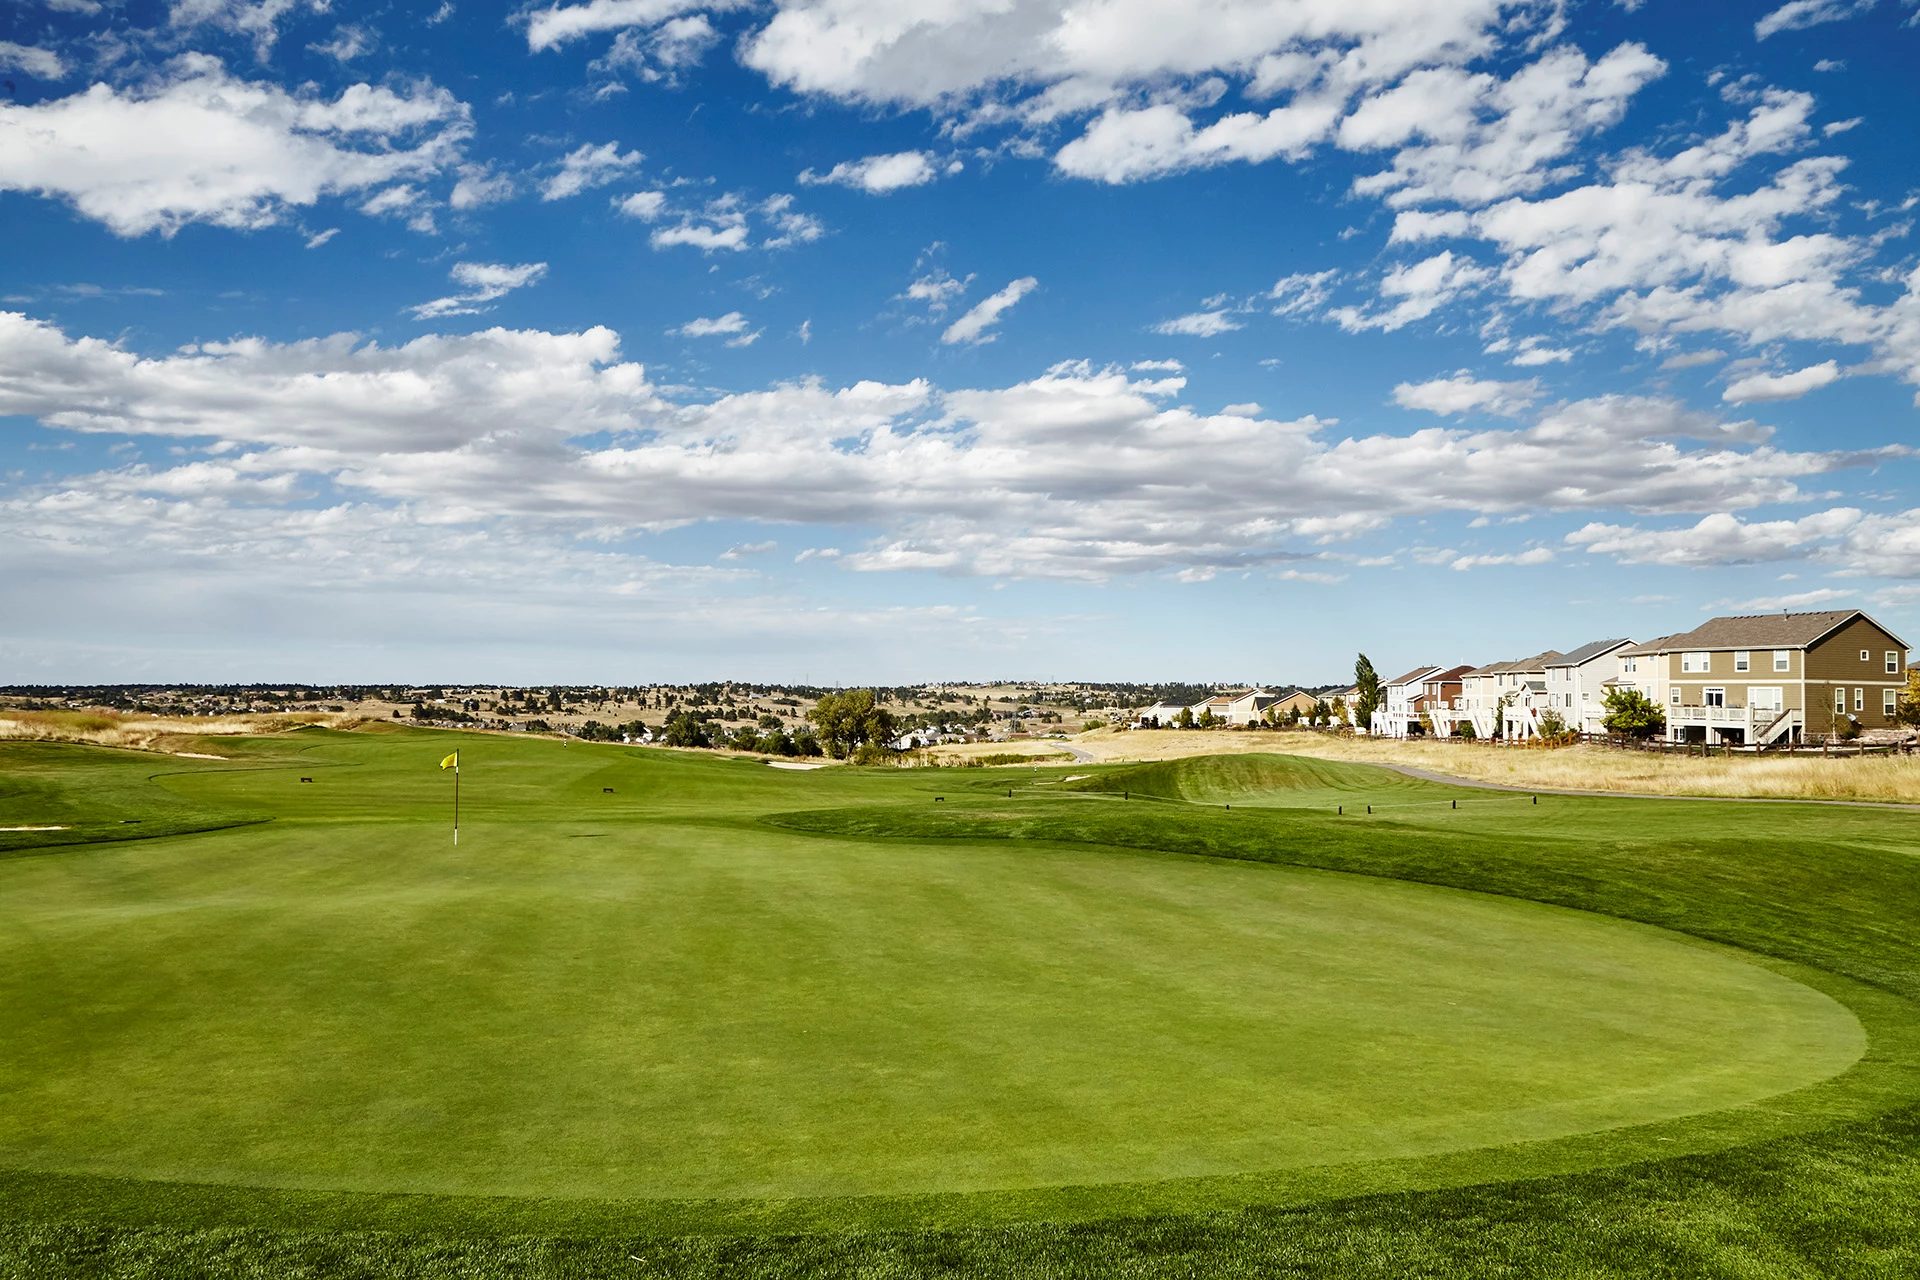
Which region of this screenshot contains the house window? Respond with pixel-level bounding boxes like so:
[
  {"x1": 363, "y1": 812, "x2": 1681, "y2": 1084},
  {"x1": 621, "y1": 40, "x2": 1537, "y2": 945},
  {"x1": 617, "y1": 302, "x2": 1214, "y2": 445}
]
[
  {"x1": 1734, "y1": 651, "x2": 1750, "y2": 672},
  {"x1": 1862, "y1": 649, "x2": 1871, "y2": 662},
  {"x1": 1888, "y1": 652, "x2": 1901, "y2": 674},
  {"x1": 1856, "y1": 688, "x2": 1865, "y2": 712},
  {"x1": 1752, "y1": 687, "x2": 1783, "y2": 713},
  {"x1": 1774, "y1": 650, "x2": 1791, "y2": 672},
  {"x1": 1835, "y1": 688, "x2": 1848, "y2": 713},
  {"x1": 1681, "y1": 652, "x2": 1710, "y2": 673},
  {"x1": 1622, "y1": 656, "x2": 1637, "y2": 673},
  {"x1": 1704, "y1": 688, "x2": 1725, "y2": 708},
  {"x1": 1671, "y1": 688, "x2": 1681, "y2": 705},
  {"x1": 1885, "y1": 689, "x2": 1898, "y2": 717}
]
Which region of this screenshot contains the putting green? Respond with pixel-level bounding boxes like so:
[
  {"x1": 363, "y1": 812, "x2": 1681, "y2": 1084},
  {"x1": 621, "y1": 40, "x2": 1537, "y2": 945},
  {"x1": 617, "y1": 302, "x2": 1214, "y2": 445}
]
[{"x1": 0, "y1": 755, "x2": 1865, "y2": 1202}]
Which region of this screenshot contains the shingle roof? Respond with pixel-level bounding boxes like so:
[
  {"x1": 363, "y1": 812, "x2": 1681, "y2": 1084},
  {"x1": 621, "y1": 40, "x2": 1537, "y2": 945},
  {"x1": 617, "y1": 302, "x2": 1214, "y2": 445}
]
[
  {"x1": 1466, "y1": 650, "x2": 1562, "y2": 676},
  {"x1": 1632, "y1": 610, "x2": 1909, "y2": 652},
  {"x1": 1545, "y1": 638, "x2": 1633, "y2": 668},
  {"x1": 1385, "y1": 665, "x2": 1444, "y2": 687},
  {"x1": 1618, "y1": 633, "x2": 1683, "y2": 658}
]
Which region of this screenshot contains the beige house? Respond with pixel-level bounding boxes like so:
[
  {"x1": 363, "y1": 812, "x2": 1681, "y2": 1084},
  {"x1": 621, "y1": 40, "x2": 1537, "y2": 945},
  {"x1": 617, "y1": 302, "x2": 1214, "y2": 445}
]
[{"x1": 1627, "y1": 610, "x2": 1910, "y2": 744}]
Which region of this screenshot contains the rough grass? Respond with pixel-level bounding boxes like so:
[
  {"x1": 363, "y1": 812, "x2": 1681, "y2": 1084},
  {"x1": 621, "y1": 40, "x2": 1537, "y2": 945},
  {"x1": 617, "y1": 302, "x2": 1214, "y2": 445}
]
[
  {"x1": 1072, "y1": 727, "x2": 1920, "y2": 804},
  {"x1": 0, "y1": 709, "x2": 342, "y2": 755}
]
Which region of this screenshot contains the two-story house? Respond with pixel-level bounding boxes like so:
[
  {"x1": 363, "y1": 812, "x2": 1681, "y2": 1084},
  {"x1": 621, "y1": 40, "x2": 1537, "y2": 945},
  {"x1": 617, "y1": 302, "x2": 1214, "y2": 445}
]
[
  {"x1": 1629, "y1": 610, "x2": 1910, "y2": 744},
  {"x1": 1374, "y1": 665, "x2": 1475, "y2": 738},
  {"x1": 1372, "y1": 666, "x2": 1443, "y2": 738},
  {"x1": 1541, "y1": 638, "x2": 1635, "y2": 735}
]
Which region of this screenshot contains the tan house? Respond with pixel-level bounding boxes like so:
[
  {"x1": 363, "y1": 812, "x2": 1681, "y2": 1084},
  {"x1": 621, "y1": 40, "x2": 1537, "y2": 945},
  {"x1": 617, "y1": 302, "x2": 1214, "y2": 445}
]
[
  {"x1": 1269, "y1": 690, "x2": 1320, "y2": 720},
  {"x1": 1628, "y1": 610, "x2": 1910, "y2": 744}
]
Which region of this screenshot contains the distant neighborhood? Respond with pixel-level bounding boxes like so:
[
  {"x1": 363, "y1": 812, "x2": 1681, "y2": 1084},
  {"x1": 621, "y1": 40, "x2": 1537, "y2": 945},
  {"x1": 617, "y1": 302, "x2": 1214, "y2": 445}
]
[{"x1": 1132, "y1": 609, "x2": 1914, "y2": 747}]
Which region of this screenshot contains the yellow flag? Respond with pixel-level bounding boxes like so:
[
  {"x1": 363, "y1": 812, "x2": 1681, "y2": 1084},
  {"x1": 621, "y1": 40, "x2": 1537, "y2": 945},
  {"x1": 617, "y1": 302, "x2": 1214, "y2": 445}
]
[{"x1": 440, "y1": 752, "x2": 458, "y2": 769}]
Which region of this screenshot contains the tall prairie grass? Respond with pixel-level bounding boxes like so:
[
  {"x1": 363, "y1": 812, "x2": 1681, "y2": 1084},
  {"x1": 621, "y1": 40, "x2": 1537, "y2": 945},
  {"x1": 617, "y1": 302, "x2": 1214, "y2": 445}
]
[
  {"x1": 1071, "y1": 728, "x2": 1920, "y2": 804},
  {"x1": 0, "y1": 709, "x2": 341, "y2": 754}
]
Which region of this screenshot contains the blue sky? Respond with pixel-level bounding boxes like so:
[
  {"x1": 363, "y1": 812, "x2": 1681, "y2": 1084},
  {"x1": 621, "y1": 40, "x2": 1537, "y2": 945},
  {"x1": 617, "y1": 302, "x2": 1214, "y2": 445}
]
[{"x1": 2, "y1": 0, "x2": 1918, "y2": 685}]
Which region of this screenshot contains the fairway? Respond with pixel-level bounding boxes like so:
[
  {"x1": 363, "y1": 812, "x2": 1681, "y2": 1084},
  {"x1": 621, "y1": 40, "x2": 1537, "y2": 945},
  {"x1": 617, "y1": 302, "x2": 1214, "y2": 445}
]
[{"x1": 0, "y1": 730, "x2": 1877, "y2": 1211}]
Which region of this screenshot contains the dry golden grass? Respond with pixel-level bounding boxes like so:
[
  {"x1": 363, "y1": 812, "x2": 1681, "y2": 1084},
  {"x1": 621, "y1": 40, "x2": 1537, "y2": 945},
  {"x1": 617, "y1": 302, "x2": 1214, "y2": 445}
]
[
  {"x1": 925, "y1": 740, "x2": 1078, "y2": 766},
  {"x1": 1066, "y1": 727, "x2": 1920, "y2": 805},
  {"x1": 0, "y1": 708, "x2": 345, "y2": 755}
]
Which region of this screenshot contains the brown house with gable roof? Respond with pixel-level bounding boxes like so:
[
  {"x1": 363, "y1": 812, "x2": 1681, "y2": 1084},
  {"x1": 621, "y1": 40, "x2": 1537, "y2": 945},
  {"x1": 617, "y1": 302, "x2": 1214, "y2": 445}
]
[{"x1": 1623, "y1": 609, "x2": 1909, "y2": 744}]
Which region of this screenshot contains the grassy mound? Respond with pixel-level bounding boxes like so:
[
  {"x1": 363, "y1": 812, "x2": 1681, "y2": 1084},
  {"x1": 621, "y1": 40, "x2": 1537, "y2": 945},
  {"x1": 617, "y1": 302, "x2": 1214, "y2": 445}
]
[{"x1": 1063, "y1": 752, "x2": 1460, "y2": 807}]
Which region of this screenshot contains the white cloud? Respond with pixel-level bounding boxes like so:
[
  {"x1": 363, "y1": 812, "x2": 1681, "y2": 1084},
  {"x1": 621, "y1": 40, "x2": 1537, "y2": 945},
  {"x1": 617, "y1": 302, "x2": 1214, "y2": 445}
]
[
  {"x1": 1567, "y1": 509, "x2": 1864, "y2": 566},
  {"x1": 1130, "y1": 359, "x2": 1184, "y2": 372},
  {"x1": 1331, "y1": 250, "x2": 1491, "y2": 331},
  {"x1": 589, "y1": 15, "x2": 721, "y2": 80},
  {"x1": 0, "y1": 42, "x2": 67, "y2": 79},
  {"x1": 409, "y1": 262, "x2": 548, "y2": 319},
  {"x1": 0, "y1": 56, "x2": 469, "y2": 237},
  {"x1": 672, "y1": 312, "x2": 762, "y2": 345},
  {"x1": 720, "y1": 539, "x2": 777, "y2": 558},
  {"x1": 902, "y1": 268, "x2": 972, "y2": 314},
  {"x1": 631, "y1": 192, "x2": 818, "y2": 252},
  {"x1": 942, "y1": 276, "x2": 1037, "y2": 345},
  {"x1": 304, "y1": 227, "x2": 338, "y2": 248},
  {"x1": 1393, "y1": 371, "x2": 1537, "y2": 416},
  {"x1": 524, "y1": 0, "x2": 725, "y2": 51},
  {"x1": 1153, "y1": 310, "x2": 1241, "y2": 337},
  {"x1": 1722, "y1": 360, "x2": 1841, "y2": 403},
  {"x1": 614, "y1": 190, "x2": 666, "y2": 220},
  {"x1": 542, "y1": 141, "x2": 644, "y2": 201},
  {"x1": 1450, "y1": 547, "x2": 1555, "y2": 569},
  {"x1": 1510, "y1": 345, "x2": 1573, "y2": 365},
  {"x1": 1754, "y1": 0, "x2": 1876, "y2": 40},
  {"x1": 309, "y1": 25, "x2": 374, "y2": 61},
  {"x1": 1660, "y1": 349, "x2": 1726, "y2": 370},
  {"x1": 450, "y1": 164, "x2": 516, "y2": 209},
  {"x1": 1270, "y1": 270, "x2": 1338, "y2": 316},
  {"x1": 168, "y1": 0, "x2": 302, "y2": 59},
  {"x1": 799, "y1": 151, "x2": 938, "y2": 193},
  {"x1": 0, "y1": 314, "x2": 1891, "y2": 583}
]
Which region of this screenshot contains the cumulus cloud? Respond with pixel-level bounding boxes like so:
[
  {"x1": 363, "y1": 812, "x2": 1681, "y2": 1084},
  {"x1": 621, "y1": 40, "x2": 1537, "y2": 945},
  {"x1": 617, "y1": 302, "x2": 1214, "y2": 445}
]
[
  {"x1": 1567, "y1": 509, "x2": 1865, "y2": 566},
  {"x1": 0, "y1": 42, "x2": 67, "y2": 79},
  {"x1": 632, "y1": 192, "x2": 819, "y2": 252},
  {"x1": 1722, "y1": 360, "x2": 1842, "y2": 404},
  {"x1": 0, "y1": 313, "x2": 1893, "y2": 583},
  {"x1": 408, "y1": 262, "x2": 548, "y2": 319},
  {"x1": 1153, "y1": 310, "x2": 1241, "y2": 337},
  {"x1": 1392, "y1": 372, "x2": 1537, "y2": 416},
  {"x1": 1331, "y1": 250, "x2": 1491, "y2": 331},
  {"x1": 541, "y1": 141, "x2": 644, "y2": 200},
  {"x1": 799, "y1": 151, "x2": 938, "y2": 193},
  {"x1": 0, "y1": 56, "x2": 469, "y2": 237},
  {"x1": 941, "y1": 276, "x2": 1037, "y2": 345}
]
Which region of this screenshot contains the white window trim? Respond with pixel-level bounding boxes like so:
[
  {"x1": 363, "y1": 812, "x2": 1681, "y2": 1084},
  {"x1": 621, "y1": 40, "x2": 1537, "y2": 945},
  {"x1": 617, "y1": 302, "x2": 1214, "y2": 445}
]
[
  {"x1": 1774, "y1": 650, "x2": 1791, "y2": 672},
  {"x1": 1885, "y1": 689, "x2": 1898, "y2": 715},
  {"x1": 1704, "y1": 687, "x2": 1726, "y2": 708},
  {"x1": 1856, "y1": 688, "x2": 1865, "y2": 712},
  {"x1": 1888, "y1": 651, "x2": 1901, "y2": 674},
  {"x1": 1862, "y1": 649, "x2": 1872, "y2": 662},
  {"x1": 1835, "y1": 688, "x2": 1848, "y2": 713},
  {"x1": 1734, "y1": 651, "x2": 1750, "y2": 672}
]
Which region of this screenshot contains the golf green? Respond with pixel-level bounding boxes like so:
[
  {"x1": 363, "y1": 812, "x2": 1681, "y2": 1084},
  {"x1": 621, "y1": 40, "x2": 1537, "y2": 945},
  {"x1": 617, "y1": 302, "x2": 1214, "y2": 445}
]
[{"x1": 0, "y1": 733, "x2": 1866, "y2": 1204}]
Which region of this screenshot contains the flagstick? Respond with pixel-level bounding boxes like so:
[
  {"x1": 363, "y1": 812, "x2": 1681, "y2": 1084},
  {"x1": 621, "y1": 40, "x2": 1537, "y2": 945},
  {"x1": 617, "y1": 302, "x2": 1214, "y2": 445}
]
[{"x1": 453, "y1": 757, "x2": 460, "y2": 846}]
